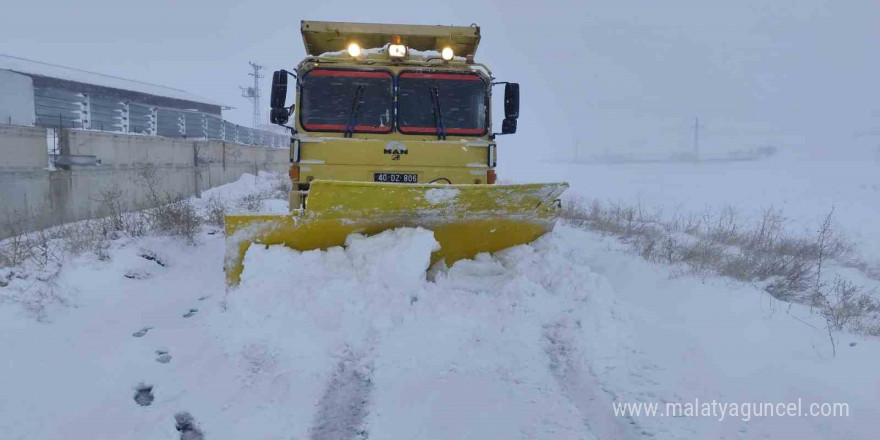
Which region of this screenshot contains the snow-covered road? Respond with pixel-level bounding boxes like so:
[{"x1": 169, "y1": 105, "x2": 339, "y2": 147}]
[{"x1": 2, "y1": 165, "x2": 879, "y2": 439}]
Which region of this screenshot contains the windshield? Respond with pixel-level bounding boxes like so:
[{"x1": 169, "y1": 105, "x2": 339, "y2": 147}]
[
  {"x1": 397, "y1": 72, "x2": 487, "y2": 136},
  {"x1": 299, "y1": 69, "x2": 393, "y2": 133}
]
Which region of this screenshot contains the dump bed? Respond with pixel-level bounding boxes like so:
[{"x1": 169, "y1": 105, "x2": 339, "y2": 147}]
[{"x1": 301, "y1": 20, "x2": 481, "y2": 56}]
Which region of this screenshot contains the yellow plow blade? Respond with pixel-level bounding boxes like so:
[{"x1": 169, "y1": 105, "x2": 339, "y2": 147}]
[{"x1": 225, "y1": 180, "x2": 568, "y2": 287}]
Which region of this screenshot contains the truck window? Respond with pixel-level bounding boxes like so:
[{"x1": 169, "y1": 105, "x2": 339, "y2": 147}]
[
  {"x1": 300, "y1": 69, "x2": 393, "y2": 133},
  {"x1": 397, "y1": 72, "x2": 487, "y2": 136}
]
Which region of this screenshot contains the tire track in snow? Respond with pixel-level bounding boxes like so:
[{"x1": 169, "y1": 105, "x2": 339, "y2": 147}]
[
  {"x1": 544, "y1": 321, "x2": 636, "y2": 440},
  {"x1": 309, "y1": 347, "x2": 373, "y2": 440}
]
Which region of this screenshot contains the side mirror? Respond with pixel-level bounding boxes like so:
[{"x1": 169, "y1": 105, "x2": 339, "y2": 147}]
[
  {"x1": 270, "y1": 70, "x2": 288, "y2": 110},
  {"x1": 504, "y1": 83, "x2": 519, "y2": 119},
  {"x1": 270, "y1": 107, "x2": 290, "y2": 125},
  {"x1": 501, "y1": 117, "x2": 517, "y2": 134}
]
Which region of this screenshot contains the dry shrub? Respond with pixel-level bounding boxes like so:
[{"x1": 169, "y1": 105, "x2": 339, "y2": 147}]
[
  {"x1": 147, "y1": 195, "x2": 201, "y2": 245},
  {"x1": 816, "y1": 276, "x2": 878, "y2": 331},
  {"x1": 0, "y1": 210, "x2": 34, "y2": 267},
  {"x1": 96, "y1": 186, "x2": 126, "y2": 233},
  {"x1": 0, "y1": 284, "x2": 69, "y2": 321},
  {"x1": 269, "y1": 172, "x2": 292, "y2": 198},
  {"x1": 204, "y1": 195, "x2": 228, "y2": 227},
  {"x1": 135, "y1": 162, "x2": 202, "y2": 244},
  {"x1": 236, "y1": 192, "x2": 267, "y2": 212},
  {"x1": 58, "y1": 219, "x2": 111, "y2": 260},
  {"x1": 562, "y1": 197, "x2": 879, "y2": 338}
]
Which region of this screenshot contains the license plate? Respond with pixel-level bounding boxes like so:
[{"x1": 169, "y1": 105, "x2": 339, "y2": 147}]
[{"x1": 374, "y1": 173, "x2": 418, "y2": 183}]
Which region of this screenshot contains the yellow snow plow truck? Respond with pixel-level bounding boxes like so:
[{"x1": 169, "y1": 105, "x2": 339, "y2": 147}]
[{"x1": 225, "y1": 20, "x2": 568, "y2": 286}]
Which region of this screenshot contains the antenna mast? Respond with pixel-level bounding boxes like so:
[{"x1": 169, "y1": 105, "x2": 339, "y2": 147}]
[{"x1": 240, "y1": 62, "x2": 265, "y2": 128}]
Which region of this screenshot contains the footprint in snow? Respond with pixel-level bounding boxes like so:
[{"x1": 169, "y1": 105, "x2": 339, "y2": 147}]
[
  {"x1": 133, "y1": 384, "x2": 154, "y2": 407},
  {"x1": 132, "y1": 327, "x2": 153, "y2": 337},
  {"x1": 175, "y1": 412, "x2": 205, "y2": 440},
  {"x1": 124, "y1": 270, "x2": 151, "y2": 280},
  {"x1": 156, "y1": 349, "x2": 172, "y2": 364},
  {"x1": 183, "y1": 309, "x2": 198, "y2": 318},
  {"x1": 139, "y1": 251, "x2": 166, "y2": 267}
]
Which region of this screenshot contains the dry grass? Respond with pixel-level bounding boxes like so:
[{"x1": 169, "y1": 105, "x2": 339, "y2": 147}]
[
  {"x1": 147, "y1": 196, "x2": 202, "y2": 245},
  {"x1": 0, "y1": 167, "x2": 292, "y2": 319},
  {"x1": 562, "y1": 197, "x2": 879, "y2": 339},
  {"x1": 1, "y1": 162, "x2": 204, "y2": 272},
  {"x1": 135, "y1": 162, "x2": 202, "y2": 244}
]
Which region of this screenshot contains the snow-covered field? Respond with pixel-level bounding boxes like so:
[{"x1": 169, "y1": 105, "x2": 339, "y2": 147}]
[
  {"x1": 503, "y1": 154, "x2": 880, "y2": 264},
  {"x1": 2, "y1": 157, "x2": 880, "y2": 439}
]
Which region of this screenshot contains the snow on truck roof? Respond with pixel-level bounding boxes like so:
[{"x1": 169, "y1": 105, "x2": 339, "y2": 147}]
[
  {"x1": 0, "y1": 53, "x2": 227, "y2": 108},
  {"x1": 301, "y1": 20, "x2": 481, "y2": 57}
]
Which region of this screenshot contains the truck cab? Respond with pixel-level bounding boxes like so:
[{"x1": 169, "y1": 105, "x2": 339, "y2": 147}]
[{"x1": 270, "y1": 21, "x2": 520, "y2": 210}]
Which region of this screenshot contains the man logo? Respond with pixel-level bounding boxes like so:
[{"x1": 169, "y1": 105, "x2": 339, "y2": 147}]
[{"x1": 383, "y1": 141, "x2": 408, "y2": 160}]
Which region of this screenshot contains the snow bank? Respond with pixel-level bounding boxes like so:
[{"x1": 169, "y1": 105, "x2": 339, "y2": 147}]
[
  {"x1": 215, "y1": 227, "x2": 621, "y2": 439},
  {"x1": 198, "y1": 171, "x2": 280, "y2": 207},
  {"x1": 219, "y1": 224, "x2": 880, "y2": 439},
  {"x1": 505, "y1": 156, "x2": 880, "y2": 267}
]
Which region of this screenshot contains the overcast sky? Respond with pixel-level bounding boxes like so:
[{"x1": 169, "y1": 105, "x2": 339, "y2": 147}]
[{"x1": 1, "y1": 0, "x2": 877, "y2": 161}]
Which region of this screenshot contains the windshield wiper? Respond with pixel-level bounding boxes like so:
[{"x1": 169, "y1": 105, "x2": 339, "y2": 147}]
[
  {"x1": 344, "y1": 84, "x2": 366, "y2": 138},
  {"x1": 429, "y1": 86, "x2": 446, "y2": 140}
]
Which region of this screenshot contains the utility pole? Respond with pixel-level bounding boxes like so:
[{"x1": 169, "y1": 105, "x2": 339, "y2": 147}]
[
  {"x1": 692, "y1": 116, "x2": 700, "y2": 161},
  {"x1": 240, "y1": 62, "x2": 264, "y2": 128}
]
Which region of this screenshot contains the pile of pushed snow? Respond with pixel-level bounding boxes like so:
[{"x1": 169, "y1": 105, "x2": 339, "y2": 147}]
[
  {"x1": 199, "y1": 171, "x2": 281, "y2": 204},
  {"x1": 213, "y1": 227, "x2": 625, "y2": 439},
  {"x1": 196, "y1": 171, "x2": 290, "y2": 215}
]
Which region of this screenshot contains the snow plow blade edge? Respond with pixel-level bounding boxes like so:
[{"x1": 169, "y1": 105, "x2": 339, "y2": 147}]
[{"x1": 225, "y1": 180, "x2": 568, "y2": 287}]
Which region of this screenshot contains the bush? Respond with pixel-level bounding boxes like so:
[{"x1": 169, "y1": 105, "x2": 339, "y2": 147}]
[
  {"x1": 816, "y1": 276, "x2": 878, "y2": 331},
  {"x1": 269, "y1": 172, "x2": 292, "y2": 198},
  {"x1": 236, "y1": 192, "x2": 266, "y2": 212},
  {"x1": 148, "y1": 195, "x2": 201, "y2": 245},
  {"x1": 95, "y1": 186, "x2": 126, "y2": 233},
  {"x1": 204, "y1": 195, "x2": 228, "y2": 228},
  {"x1": 58, "y1": 220, "x2": 110, "y2": 260},
  {"x1": 0, "y1": 211, "x2": 32, "y2": 267},
  {"x1": 135, "y1": 162, "x2": 202, "y2": 244},
  {"x1": 562, "y1": 198, "x2": 878, "y2": 338}
]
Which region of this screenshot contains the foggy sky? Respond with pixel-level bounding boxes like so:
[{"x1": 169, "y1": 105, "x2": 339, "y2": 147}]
[{"x1": 1, "y1": 0, "x2": 877, "y2": 161}]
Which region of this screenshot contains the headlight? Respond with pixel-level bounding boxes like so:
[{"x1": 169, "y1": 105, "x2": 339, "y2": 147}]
[
  {"x1": 347, "y1": 43, "x2": 361, "y2": 57},
  {"x1": 441, "y1": 47, "x2": 454, "y2": 61},
  {"x1": 388, "y1": 44, "x2": 407, "y2": 58}
]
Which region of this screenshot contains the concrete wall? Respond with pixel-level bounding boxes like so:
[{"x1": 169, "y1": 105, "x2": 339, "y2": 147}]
[
  {"x1": 0, "y1": 70, "x2": 35, "y2": 126},
  {"x1": 0, "y1": 124, "x2": 46, "y2": 169},
  {"x1": 0, "y1": 126, "x2": 289, "y2": 238}
]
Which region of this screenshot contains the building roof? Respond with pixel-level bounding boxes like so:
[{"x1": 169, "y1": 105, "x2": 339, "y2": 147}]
[{"x1": 0, "y1": 53, "x2": 227, "y2": 108}]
